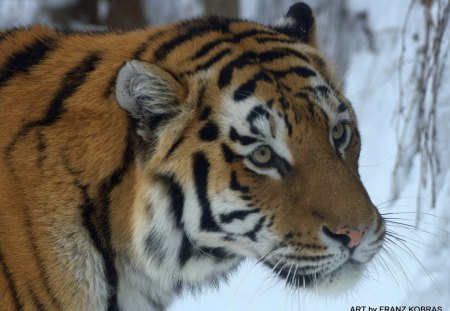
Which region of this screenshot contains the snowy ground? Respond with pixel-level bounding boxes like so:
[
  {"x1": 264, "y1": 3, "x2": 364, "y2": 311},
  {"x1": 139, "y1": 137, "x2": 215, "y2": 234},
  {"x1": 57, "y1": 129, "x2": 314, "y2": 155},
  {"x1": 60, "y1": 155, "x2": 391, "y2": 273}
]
[{"x1": 1, "y1": 1, "x2": 449, "y2": 310}]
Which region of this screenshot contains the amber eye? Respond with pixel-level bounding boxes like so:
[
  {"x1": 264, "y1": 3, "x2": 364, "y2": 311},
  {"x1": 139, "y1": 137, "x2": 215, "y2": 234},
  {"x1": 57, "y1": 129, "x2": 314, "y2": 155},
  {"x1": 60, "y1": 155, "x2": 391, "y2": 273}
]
[
  {"x1": 330, "y1": 122, "x2": 349, "y2": 152},
  {"x1": 251, "y1": 145, "x2": 273, "y2": 165},
  {"x1": 331, "y1": 123, "x2": 345, "y2": 141}
]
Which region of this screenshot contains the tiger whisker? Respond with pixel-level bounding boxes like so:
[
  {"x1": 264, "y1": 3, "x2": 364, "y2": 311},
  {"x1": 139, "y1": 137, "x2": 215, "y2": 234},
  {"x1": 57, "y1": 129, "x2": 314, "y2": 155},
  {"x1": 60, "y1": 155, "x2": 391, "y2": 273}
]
[{"x1": 385, "y1": 219, "x2": 450, "y2": 241}]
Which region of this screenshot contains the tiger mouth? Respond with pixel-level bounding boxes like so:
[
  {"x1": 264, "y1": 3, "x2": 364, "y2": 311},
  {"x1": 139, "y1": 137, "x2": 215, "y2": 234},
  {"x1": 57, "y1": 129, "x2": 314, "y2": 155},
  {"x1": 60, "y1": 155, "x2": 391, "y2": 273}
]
[{"x1": 263, "y1": 258, "x2": 364, "y2": 289}]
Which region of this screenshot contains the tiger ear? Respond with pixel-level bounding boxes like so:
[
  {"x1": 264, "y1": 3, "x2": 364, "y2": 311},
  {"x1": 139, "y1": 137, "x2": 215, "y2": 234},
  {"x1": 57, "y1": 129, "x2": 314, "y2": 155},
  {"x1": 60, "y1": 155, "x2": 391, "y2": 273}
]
[
  {"x1": 272, "y1": 2, "x2": 317, "y2": 46},
  {"x1": 115, "y1": 60, "x2": 185, "y2": 142}
]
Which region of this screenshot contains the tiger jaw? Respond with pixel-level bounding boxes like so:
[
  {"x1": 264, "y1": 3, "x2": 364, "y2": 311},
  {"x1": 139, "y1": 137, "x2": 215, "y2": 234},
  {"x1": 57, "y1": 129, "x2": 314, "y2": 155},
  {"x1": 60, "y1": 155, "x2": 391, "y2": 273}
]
[{"x1": 263, "y1": 251, "x2": 366, "y2": 291}]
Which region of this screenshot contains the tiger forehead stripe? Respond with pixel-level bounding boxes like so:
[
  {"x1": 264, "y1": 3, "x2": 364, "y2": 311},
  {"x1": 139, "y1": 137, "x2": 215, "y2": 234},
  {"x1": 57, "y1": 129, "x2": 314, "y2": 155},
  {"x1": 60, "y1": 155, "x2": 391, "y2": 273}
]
[
  {"x1": 233, "y1": 71, "x2": 273, "y2": 102},
  {"x1": 219, "y1": 48, "x2": 312, "y2": 89},
  {"x1": 233, "y1": 65, "x2": 318, "y2": 101},
  {"x1": 154, "y1": 16, "x2": 231, "y2": 61},
  {"x1": 191, "y1": 28, "x2": 277, "y2": 60},
  {"x1": 183, "y1": 48, "x2": 232, "y2": 75}
]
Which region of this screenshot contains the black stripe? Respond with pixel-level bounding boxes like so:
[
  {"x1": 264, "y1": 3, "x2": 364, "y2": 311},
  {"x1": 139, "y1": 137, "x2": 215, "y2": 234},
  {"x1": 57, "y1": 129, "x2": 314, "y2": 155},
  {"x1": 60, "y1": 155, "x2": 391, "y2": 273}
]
[
  {"x1": 257, "y1": 50, "x2": 300, "y2": 63},
  {"x1": 191, "y1": 38, "x2": 226, "y2": 60},
  {"x1": 191, "y1": 29, "x2": 276, "y2": 60},
  {"x1": 189, "y1": 48, "x2": 232, "y2": 73},
  {"x1": 103, "y1": 63, "x2": 124, "y2": 99},
  {"x1": 284, "y1": 231, "x2": 294, "y2": 241},
  {"x1": 195, "y1": 84, "x2": 207, "y2": 111},
  {"x1": 80, "y1": 183, "x2": 106, "y2": 268},
  {"x1": 308, "y1": 101, "x2": 315, "y2": 117},
  {"x1": 154, "y1": 17, "x2": 230, "y2": 61},
  {"x1": 179, "y1": 234, "x2": 194, "y2": 266},
  {"x1": 267, "y1": 215, "x2": 275, "y2": 228},
  {"x1": 36, "y1": 131, "x2": 47, "y2": 168},
  {"x1": 243, "y1": 216, "x2": 265, "y2": 241},
  {"x1": 229, "y1": 127, "x2": 258, "y2": 146},
  {"x1": 280, "y1": 97, "x2": 289, "y2": 112},
  {"x1": 230, "y1": 171, "x2": 249, "y2": 193},
  {"x1": 195, "y1": 49, "x2": 231, "y2": 71},
  {"x1": 132, "y1": 32, "x2": 166, "y2": 60},
  {"x1": 337, "y1": 102, "x2": 348, "y2": 113},
  {"x1": 277, "y1": 48, "x2": 310, "y2": 62},
  {"x1": 271, "y1": 66, "x2": 316, "y2": 79},
  {"x1": 5, "y1": 53, "x2": 102, "y2": 160},
  {"x1": 0, "y1": 36, "x2": 57, "y2": 89},
  {"x1": 221, "y1": 143, "x2": 239, "y2": 163},
  {"x1": 197, "y1": 246, "x2": 232, "y2": 261},
  {"x1": 218, "y1": 48, "x2": 310, "y2": 89},
  {"x1": 157, "y1": 174, "x2": 185, "y2": 228},
  {"x1": 144, "y1": 229, "x2": 165, "y2": 264},
  {"x1": 166, "y1": 136, "x2": 184, "y2": 158},
  {"x1": 315, "y1": 85, "x2": 330, "y2": 97},
  {"x1": 98, "y1": 135, "x2": 134, "y2": 311},
  {"x1": 199, "y1": 122, "x2": 219, "y2": 141},
  {"x1": 199, "y1": 106, "x2": 212, "y2": 121},
  {"x1": 218, "y1": 51, "x2": 258, "y2": 89},
  {"x1": 24, "y1": 211, "x2": 62, "y2": 309},
  {"x1": 284, "y1": 113, "x2": 293, "y2": 136},
  {"x1": 193, "y1": 152, "x2": 221, "y2": 232},
  {"x1": 294, "y1": 91, "x2": 311, "y2": 100},
  {"x1": 0, "y1": 250, "x2": 23, "y2": 310},
  {"x1": 246, "y1": 105, "x2": 270, "y2": 135},
  {"x1": 220, "y1": 208, "x2": 259, "y2": 224},
  {"x1": 233, "y1": 71, "x2": 273, "y2": 102},
  {"x1": 28, "y1": 285, "x2": 46, "y2": 311}
]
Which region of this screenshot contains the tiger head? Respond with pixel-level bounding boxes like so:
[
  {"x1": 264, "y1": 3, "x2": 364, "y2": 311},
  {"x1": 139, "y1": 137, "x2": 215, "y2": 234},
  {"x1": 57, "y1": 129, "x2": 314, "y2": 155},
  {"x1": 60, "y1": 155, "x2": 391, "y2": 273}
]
[{"x1": 115, "y1": 2, "x2": 385, "y2": 294}]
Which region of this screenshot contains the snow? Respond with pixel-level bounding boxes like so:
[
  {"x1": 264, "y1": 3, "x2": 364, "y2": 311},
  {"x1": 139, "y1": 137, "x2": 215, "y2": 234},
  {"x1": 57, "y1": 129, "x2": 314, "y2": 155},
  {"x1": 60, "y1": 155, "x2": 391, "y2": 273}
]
[
  {"x1": 0, "y1": 1, "x2": 42, "y2": 27},
  {"x1": 1, "y1": 0, "x2": 449, "y2": 310}
]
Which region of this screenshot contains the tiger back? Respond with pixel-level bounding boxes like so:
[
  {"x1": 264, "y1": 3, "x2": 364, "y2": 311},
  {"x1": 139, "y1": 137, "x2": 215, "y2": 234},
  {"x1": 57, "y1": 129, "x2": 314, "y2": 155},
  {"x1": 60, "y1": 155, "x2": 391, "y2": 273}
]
[{"x1": 0, "y1": 3, "x2": 385, "y2": 310}]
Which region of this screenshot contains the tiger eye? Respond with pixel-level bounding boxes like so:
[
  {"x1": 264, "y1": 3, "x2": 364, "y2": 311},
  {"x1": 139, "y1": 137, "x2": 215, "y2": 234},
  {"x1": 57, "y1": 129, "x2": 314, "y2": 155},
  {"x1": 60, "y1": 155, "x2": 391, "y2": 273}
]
[
  {"x1": 331, "y1": 123, "x2": 345, "y2": 141},
  {"x1": 251, "y1": 146, "x2": 272, "y2": 165}
]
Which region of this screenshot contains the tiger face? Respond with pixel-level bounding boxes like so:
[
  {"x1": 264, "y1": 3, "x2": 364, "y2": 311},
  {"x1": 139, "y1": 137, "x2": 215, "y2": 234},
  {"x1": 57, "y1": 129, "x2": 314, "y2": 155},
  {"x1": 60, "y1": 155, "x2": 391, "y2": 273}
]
[{"x1": 115, "y1": 2, "x2": 385, "y2": 296}]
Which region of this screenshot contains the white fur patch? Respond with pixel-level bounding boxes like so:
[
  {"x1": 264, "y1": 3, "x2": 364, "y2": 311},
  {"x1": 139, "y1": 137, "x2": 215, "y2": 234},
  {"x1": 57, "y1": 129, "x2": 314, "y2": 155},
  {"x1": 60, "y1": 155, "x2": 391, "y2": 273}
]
[
  {"x1": 272, "y1": 16, "x2": 297, "y2": 28},
  {"x1": 219, "y1": 94, "x2": 292, "y2": 179}
]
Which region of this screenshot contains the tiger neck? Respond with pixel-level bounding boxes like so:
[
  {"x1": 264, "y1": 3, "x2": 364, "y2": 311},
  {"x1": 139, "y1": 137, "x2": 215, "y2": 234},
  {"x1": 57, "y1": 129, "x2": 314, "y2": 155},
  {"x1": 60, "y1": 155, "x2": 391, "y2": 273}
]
[{"x1": 114, "y1": 171, "x2": 242, "y2": 310}]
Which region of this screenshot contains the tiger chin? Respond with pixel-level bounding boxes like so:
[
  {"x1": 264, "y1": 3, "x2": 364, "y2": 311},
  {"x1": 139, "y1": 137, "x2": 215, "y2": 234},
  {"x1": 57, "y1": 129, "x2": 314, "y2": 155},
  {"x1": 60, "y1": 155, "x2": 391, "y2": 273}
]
[{"x1": 0, "y1": 2, "x2": 385, "y2": 310}]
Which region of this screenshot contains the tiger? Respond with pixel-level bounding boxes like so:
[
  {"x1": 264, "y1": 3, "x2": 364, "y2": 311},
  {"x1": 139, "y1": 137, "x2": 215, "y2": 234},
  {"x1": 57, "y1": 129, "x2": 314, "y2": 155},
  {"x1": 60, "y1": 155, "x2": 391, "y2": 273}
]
[{"x1": 0, "y1": 2, "x2": 386, "y2": 310}]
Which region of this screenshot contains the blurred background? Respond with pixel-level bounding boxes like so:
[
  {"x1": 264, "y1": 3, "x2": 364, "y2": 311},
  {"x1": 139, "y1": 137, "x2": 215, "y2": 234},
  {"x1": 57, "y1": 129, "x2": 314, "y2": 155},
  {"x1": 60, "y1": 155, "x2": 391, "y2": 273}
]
[{"x1": 1, "y1": 0, "x2": 449, "y2": 310}]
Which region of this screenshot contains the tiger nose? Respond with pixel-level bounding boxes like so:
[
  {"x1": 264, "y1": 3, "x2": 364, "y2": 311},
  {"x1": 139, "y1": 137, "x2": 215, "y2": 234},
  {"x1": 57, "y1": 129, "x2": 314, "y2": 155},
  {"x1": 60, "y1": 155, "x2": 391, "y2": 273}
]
[{"x1": 322, "y1": 223, "x2": 371, "y2": 249}]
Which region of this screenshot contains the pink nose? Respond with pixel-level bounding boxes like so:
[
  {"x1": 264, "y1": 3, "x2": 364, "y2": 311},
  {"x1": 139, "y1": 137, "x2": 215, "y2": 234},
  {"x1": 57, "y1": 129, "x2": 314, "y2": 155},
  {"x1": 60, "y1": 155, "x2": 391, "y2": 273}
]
[
  {"x1": 335, "y1": 226, "x2": 368, "y2": 248},
  {"x1": 323, "y1": 221, "x2": 372, "y2": 249}
]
